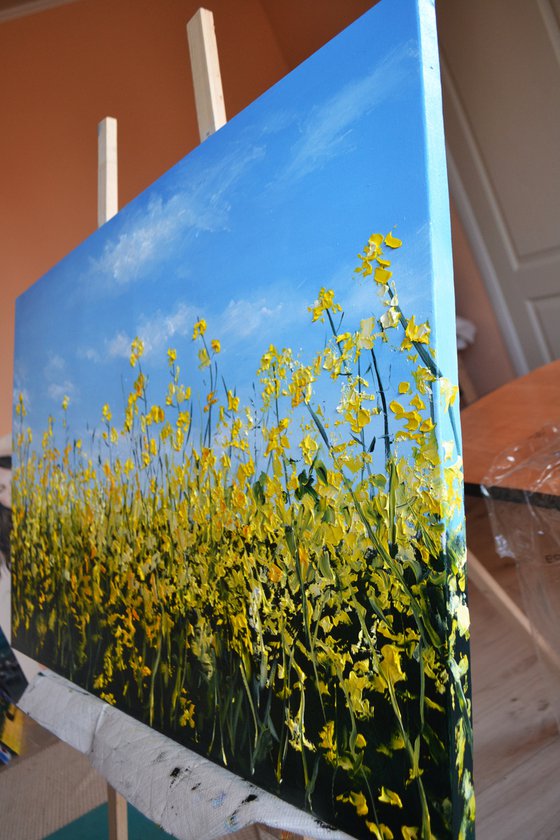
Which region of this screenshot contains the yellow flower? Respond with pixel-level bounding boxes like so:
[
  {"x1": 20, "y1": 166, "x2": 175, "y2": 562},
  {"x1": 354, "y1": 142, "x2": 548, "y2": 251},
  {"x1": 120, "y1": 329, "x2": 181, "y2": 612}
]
[
  {"x1": 339, "y1": 389, "x2": 372, "y2": 434},
  {"x1": 15, "y1": 393, "x2": 27, "y2": 417},
  {"x1": 401, "y1": 315, "x2": 431, "y2": 350},
  {"x1": 439, "y1": 376, "x2": 459, "y2": 411},
  {"x1": 176, "y1": 385, "x2": 191, "y2": 404},
  {"x1": 378, "y1": 787, "x2": 403, "y2": 808},
  {"x1": 167, "y1": 348, "x2": 177, "y2": 365},
  {"x1": 365, "y1": 823, "x2": 394, "y2": 839},
  {"x1": 211, "y1": 339, "x2": 221, "y2": 353},
  {"x1": 319, "y1": 721, "x2": 336, "y2": 758},
  {"x1": 337, "y1": 791, "x2": 369, "y2": 817},
  {"x1": 129, "y1": 336, "x2": 144, "y2": 367},
  {"x1": 290, "y1": 364, "x2": 315, "y2": 407},
  {"x1": 268, "y1": 563, "x2": 283, "y2": 583},
  {"x1": 177, "y1": 410, "x2": 190, "y2": 429},
  {"x1": 149, "y1": 405, "x2": 165, "y2": 424},
  {"x1": 380, "y1": 644, "x2": 406, "y2": 685},
  {"x1": 179, "y1": 699, "x2": 196, "y2": 729},
  {"x1": 192, "y1": 318, "x2": 206, "y2": 339},
  {"x1": 62, "y1": 395, "x2": 70, "y2": 411},
  {"x1": 102, "y1": 403, "x2": 112, "y2": 422},
  {"x1": 374, "y1": 266, "x2": 392, "y2": 285},
  {"x1": 300, "y1": 434, "x2": 319, "y2": 465},
  {"x1": 384, "y1": 231, "x2": 402, "y2": 249},
  {"x1": 227, "y1": 391, "x2": 239, "y2": 413},
  {"x1": 357, "y1": 317, "x2": 376, "y2": 350},
  {"x1": 203, "y1": 391, "x2": 218, "y2": 413},
  {"x1": 308, "y1": 287, "x2": 342, "y2": 323},
  {"x1": 198, "y1": 347, "x2": 210, "y2": 368},
  {"x1": 380, "y1": 307, "x2": 400, "y2": 329},
  {"x1": 368, "y1": 232, "x2": 384, "y2": 253},
  {"x1": 173, "y1": 428, "x2": 184, "y2": 452}
]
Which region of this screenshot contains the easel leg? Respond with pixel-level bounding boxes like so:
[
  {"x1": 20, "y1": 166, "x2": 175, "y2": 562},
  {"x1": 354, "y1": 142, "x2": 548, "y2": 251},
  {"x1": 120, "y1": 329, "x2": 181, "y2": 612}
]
[
  {"x1": 107, "y1": 783, "x2": 128, "y2": 840},
  {"x1": 467, "y1": 549, "x2": 560, "y2": 670}
]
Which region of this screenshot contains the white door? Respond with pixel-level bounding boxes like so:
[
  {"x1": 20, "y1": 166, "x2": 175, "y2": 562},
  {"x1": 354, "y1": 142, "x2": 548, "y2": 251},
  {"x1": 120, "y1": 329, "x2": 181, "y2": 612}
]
[{"x1": 438, "y1": 0, "x2": 560, "y2": 374}]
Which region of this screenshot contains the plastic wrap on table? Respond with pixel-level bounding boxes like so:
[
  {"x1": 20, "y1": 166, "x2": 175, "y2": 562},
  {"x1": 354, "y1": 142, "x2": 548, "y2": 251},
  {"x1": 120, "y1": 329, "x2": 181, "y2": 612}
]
[{"x1": 481, "y1": 421, "x2": 560, "y2": 726}]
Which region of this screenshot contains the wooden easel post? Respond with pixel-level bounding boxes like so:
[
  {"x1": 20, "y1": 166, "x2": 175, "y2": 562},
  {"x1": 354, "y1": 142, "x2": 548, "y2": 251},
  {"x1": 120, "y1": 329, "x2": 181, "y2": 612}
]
[
  {"x1": 98, "y1": 117, "x2": 118, "y2": 227},
  {"x1": 187, "y1": 8, "x2": 227, "y2": 141},
  {"x1": 98, "y1": 114, "x2": 129, "y2": 840},
  {"x1": 107, "y1": 782, "x2": 128, "y2": 840}
]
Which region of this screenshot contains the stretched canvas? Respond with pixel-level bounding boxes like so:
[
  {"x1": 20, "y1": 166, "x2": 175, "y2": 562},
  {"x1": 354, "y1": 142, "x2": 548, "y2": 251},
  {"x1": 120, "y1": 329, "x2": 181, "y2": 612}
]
[{"x1": 12, "y1": 0, "x2": 474, "y2": 837}]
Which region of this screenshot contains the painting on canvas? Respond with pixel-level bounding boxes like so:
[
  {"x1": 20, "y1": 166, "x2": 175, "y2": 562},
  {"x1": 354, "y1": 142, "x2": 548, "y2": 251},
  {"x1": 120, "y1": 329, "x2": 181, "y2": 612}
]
[{"x1": 12, "y1": 1, "x2": 474, "y2": 836}]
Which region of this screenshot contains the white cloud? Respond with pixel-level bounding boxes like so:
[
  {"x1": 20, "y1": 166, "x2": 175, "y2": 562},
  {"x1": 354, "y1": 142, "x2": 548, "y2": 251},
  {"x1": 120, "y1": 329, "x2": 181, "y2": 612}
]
[
  {"x1": 43, "y1": 353, "x2": 78, "y2": 405},
  {"x1": 105, "y1": 301, "x2": 195, "y2": 363},
  {"x1": 92, "y1": 145, "x2": 265, "y2": 289},
  {"x1": 96, "y1": 197, "x2": 181, "y2": 286},
  {"x1": 78, "y1": 347, "x2": 101, "y2": 363},
  {"x1": 106, "y1": 331, "x2": 132, "y2": 360},
  {"x1": 45, "y1": 354, "x2": 65, "y2": 374},
  {"x1": 219, "y1": 298, "x2": 285, "y2": 340},
  {"x1": 47, "y1": 380, "x2": 77, "y2": 403},
  {"x1": 260, "y1": 109, "x2": 294, "y2": 136},
  {"x1": 279, "y1": 44, "x2": 411, "y2": 183}
]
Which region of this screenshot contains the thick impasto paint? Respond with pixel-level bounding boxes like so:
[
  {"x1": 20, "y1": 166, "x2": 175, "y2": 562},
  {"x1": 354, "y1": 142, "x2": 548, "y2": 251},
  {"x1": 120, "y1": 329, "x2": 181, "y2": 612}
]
[{"x1": 12, "y1": 1, "x2": 474, "y2": 836}]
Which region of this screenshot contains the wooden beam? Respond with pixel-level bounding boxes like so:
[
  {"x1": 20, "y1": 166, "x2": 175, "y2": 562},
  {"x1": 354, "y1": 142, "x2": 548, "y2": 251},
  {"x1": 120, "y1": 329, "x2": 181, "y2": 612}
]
[
  {"x1": 468, "y1": 549, "x2": 560, "y2": 672},
  {"x1": 107, "y1": 783, "x2": 128, "y2": 840},
  {"x1": 98, "y1": 117, "x2": 118, "y2": 226},
  {"x1": 187, "y1": 8, "x2": 227, "y2": 141}
]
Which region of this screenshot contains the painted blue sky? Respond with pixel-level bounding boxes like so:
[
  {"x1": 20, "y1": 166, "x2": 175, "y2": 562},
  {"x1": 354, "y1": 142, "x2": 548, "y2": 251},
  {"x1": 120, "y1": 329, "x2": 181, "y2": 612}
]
[{"x1": 14, "y1": 0, "x2": 455, "y2": 459}]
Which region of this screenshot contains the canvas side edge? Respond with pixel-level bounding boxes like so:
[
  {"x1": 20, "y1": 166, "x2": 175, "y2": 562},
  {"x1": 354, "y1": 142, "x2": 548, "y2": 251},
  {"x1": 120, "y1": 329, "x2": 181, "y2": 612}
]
[{"x1": 416, "y1": 1, "x2": 475, "y2": 838}]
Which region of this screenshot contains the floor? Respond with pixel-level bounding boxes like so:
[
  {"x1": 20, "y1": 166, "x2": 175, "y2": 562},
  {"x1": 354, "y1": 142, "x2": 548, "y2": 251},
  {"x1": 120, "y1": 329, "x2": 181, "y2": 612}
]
[
  {"x1": 466, "y1": 496, "x2": 560, "y2": 840},
  {"x1": 1, "y1": 496, "x2": 559, "y2": 839}
]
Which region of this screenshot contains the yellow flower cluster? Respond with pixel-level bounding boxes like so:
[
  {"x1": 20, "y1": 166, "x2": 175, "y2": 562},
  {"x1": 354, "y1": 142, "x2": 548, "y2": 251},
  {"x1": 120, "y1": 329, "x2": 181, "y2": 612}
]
[{"x1": 12, "y1": 232, "x2": 472, "y2": 840}]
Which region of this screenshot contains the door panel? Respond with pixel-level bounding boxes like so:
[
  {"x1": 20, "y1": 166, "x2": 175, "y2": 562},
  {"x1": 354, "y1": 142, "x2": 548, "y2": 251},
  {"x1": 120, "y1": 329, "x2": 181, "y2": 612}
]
[{"x1": 438, "y1": 0, "x2": 560, "y2": 372}]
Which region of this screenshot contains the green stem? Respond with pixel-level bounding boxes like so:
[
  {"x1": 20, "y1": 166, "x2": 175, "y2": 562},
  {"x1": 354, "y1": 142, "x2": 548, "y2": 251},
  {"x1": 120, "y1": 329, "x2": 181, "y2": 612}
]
[{"x1": 370, "y1": 349, "x2": 391, "y2": 463}]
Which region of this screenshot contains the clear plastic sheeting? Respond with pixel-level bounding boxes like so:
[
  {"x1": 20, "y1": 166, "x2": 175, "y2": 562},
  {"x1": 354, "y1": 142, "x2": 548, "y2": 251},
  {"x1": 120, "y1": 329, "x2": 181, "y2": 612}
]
[
  {"x1": 482, "y1": 421, "x2": 560, "y2": 727},
  {"x1": 19, "y1": 670, "x2": 354, "y2": 840}
]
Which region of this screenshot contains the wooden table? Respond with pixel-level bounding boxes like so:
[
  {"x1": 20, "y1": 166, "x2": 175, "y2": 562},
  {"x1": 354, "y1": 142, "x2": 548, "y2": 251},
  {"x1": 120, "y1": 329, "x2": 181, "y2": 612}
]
[
  {"x1": 461, "y1": 360, "x2": 560, "y2": 490},
  {"x1": 461, "y1": 360, "x2": 560, "y2": 664}
]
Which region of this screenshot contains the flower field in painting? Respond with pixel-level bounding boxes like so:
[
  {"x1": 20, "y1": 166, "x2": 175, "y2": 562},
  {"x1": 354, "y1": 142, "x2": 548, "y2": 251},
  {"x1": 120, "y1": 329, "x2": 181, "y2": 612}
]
[{"x1": 12, "y1": 235, "x2": 474, "y2": 839}]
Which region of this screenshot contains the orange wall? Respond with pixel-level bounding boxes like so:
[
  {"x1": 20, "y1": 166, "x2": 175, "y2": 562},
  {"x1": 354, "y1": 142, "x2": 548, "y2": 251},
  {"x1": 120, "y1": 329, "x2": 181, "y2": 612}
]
[{"x1": 0, "y1": 0, "x2": 290, "y2": 433}]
